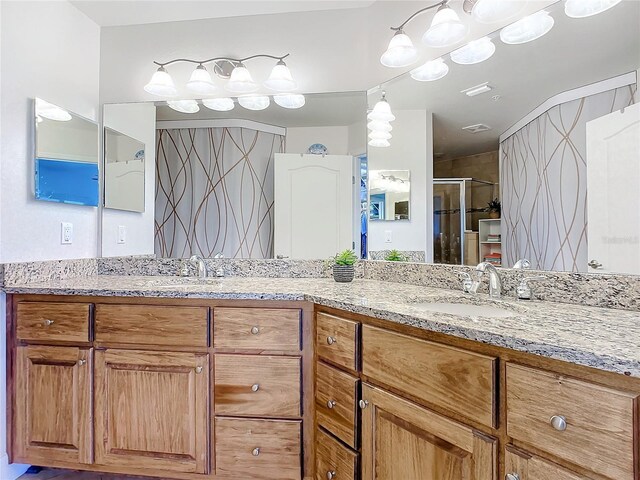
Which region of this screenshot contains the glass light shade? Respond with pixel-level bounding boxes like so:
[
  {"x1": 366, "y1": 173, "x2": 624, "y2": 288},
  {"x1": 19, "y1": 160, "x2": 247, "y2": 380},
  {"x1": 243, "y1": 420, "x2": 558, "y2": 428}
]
[
  {"x1": 273, "y1": 94, "x2": 306, "y2": 109},
  {"x1": 35, "y1": 98, "x2": 72, "y2": 121},
  {"x1": 167, "y1": 99, "x2": 199, "y2": 114},
  {"x1": 380, "y1": 30, "x2": 419, "y2": 68},
  {"x1": 238, "y1": 95, "x2": 270, "y2": 111},
  {"x1": 367, "y1": 120, "x2": 393, "y2": 132},
  {"x1": 410, "y1": 57, "x2": 449, "y2": 81},
  {"x1": 186, "y1": 65, "x2": 216, "y2": 95},
  {"x1": 450, "y1": 37, "x2": 496, "y2": 65},
  {"x1": 368, "y1": 130, "x2": 392, "y2": 140},
  {"x1": 225, "y1": 63, "x2": 258, "y2": 93},
  {"x1": 565, "y1": 0, "x2": 621, "y2": 18},
  {"x1": 144, "y1": 66, "x2": 177, "y2": 97},
  {"x1": 202, "y1": 97, "x2": 235, "y2": 112},
  {"x1": 422, "y1": 5, "x2": 468, "y2": 48},
  {"x1": 472, "y1": 0, "x2": 527, "y2": 24},
  {"x1": 368, "y1": 138, "x2": 391, "y2": 148},
  {"x1": 500, "y1": 11, "x2": 554, "y2": 44},
  {"x1": 264, "y1": 61, "x2": 297, "y2": 92},
  {"x1": 367, "y1": 99, "x2": 396, "y2": 122}
]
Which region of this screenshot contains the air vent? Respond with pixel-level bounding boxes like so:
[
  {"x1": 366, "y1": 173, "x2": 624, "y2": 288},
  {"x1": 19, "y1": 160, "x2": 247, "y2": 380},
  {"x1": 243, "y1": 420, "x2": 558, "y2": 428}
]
[
  {"x1": 461, "y1": 82, "x2": 492, "y2": 97},
  {"x1": 462, "y1": 123, "x2": 492, "y2": 134}
]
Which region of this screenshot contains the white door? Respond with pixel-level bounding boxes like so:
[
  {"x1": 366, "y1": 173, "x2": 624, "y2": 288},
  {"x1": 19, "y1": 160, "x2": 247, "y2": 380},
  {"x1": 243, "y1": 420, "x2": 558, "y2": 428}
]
[
  {"x1": 586, "y1": 102, "x2": 640, "y2": 274},
  {"x1": 274, "y1": 154, "x2": 353, "y2": 259}
]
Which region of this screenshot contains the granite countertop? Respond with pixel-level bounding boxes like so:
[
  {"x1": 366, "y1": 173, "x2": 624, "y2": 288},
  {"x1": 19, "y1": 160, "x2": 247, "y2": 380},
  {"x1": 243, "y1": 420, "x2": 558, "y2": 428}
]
[{"x1": 5, "y1": 275, "x2": 640, "y2": 378}]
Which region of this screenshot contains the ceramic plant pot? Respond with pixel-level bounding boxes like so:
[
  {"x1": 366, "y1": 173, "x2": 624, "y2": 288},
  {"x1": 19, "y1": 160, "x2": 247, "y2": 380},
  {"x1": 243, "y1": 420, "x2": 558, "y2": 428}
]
[
  {"x1": 489, "y1": 211, "x2": 500, "y2": 219},
  {"x1": 333, "y1": 264, "x2": 355, "y2": 283}
]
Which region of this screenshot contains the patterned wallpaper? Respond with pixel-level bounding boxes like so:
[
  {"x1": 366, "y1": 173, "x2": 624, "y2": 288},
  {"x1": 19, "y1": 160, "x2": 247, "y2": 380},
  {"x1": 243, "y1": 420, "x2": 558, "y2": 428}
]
[
  {"x1": 155, "y1": 127, "x2": 284, "y2": 258},
  {"x1": 501, "y1": 84, "x2": 637, "y2": 272}
]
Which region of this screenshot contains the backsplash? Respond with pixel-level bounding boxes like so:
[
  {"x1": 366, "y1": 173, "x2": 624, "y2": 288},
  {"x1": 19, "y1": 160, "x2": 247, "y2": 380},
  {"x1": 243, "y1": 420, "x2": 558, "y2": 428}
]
[{"x1": 1, "y1": 258, "x2": 98, "y2": 286}]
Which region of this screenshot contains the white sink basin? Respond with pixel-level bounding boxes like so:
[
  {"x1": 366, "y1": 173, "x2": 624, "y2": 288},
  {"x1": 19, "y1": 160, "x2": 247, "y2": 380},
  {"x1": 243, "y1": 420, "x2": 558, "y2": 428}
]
[{"x1": 411, "y1": 302, "x2": 516, "y2": 318}]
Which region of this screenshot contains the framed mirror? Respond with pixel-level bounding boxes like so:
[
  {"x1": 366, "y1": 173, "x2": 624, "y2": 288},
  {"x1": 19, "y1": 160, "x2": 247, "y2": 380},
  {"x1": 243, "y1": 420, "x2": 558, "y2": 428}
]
[
  {"x1": 104, "y1": 127, "x2": 146, "y2": 213},
  {"x1": 369, "y1": 170, "x2": 411, "y2": 221}
]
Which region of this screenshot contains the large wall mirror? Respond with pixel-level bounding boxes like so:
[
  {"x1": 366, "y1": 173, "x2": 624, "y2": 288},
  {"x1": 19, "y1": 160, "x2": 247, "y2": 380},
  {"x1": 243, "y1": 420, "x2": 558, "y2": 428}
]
[
  {"x1": 34, "y1": 98, "x2": 99, "y2": 206},
  {"x1": 104, "y1": 127, "x2": 146, "y2": 213}
]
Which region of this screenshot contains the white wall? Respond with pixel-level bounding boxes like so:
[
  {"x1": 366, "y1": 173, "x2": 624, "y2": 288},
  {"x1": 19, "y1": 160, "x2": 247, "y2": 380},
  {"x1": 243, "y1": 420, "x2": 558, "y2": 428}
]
[
  {"x1": 0, "y1": 1, "x2": 100, "y2": 263},
  {"x1": 102, "y1": 103, "x2": 156, "y2": 257},
  {"x1": 285, "y1": 126, "x2": 349, "y2": 155},
  {"x1": 368, "y1": 110, "x2": 433, "y2": 261}
]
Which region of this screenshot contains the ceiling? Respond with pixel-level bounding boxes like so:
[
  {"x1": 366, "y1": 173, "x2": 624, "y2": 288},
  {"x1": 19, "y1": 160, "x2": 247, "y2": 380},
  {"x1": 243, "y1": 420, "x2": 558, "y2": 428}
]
[{"x1": 71, "y1": 0, "x2": 376, "y2": 27}]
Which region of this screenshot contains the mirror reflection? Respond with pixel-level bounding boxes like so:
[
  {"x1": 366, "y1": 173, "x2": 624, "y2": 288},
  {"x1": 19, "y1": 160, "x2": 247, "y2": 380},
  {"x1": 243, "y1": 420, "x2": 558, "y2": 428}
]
[
  {"x1": 369, "y1": 170, "x2": 410, "y2": 221},
  {"x1": 104, "y1": 127, "x2": 146, "y2": 213}
]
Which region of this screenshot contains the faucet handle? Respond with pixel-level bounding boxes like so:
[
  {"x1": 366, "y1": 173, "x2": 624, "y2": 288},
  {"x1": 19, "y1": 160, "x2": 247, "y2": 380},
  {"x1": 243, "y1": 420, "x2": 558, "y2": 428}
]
[
  {"x1": 456, "y1": 271, "x2": 474, "y2": 294},
  {"x1": 513, "y1": 258, "x2": 531, "y2": 269},
  {"x1": 517, "y1": 275, "x2": 545, "y2": 300}
]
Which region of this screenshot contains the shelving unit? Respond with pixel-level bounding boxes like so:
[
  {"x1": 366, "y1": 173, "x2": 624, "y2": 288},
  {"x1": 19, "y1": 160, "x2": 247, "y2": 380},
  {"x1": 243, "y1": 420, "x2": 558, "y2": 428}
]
[{"x1": 478, "y1": 218, "x2": 501, "y2": 266}]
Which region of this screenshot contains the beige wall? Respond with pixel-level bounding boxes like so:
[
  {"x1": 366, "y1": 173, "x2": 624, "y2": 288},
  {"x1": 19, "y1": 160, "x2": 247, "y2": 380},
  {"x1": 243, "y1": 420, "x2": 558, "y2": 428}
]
[{"x1": 434, "y1": 150, "x2": 499, "y2": 184}]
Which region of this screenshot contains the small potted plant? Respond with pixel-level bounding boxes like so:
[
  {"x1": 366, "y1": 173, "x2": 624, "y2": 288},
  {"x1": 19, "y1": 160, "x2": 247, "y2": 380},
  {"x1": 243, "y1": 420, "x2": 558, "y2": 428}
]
[
  {"x1": 384, "y1": 249, "x2": 407, "y2": 262},
  {"x1": 488, "y1": 198, "x2": 501, "y2": 219},
  {"x1": 331, "y1": 249, "x2": 358, "y2": 283}
]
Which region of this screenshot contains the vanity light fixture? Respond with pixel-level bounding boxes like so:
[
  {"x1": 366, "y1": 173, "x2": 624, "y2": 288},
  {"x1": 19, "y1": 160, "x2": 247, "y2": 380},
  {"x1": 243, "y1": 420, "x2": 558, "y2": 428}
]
[
  {"x1": 186, "y1": 64, "x2": 217, "y2": 95},
  {"x1": 380, "y1": 29, "x2": 419, "y2": 68},
  {"x1": 167, "y1": 99, "x2": 200, "y2": 114},
  {"x1": 273, "y1": 94, "x2": 306, "y2": 109},
  {"x1": 264, "y1": 60, "x2": 297, "y2": 92},
  {"x1": 422, "y1": 4, "x2": 469, "y2": 48},
  {"x1": 225, "y1": 62, "x2": 258, "y2": 93},
  {"x1": 202, "y1": 97, "x2": 235, "y2": 112},
  {"x1": 500, "y1": 10, "x2": 554, "y2": 44},
  {"x1": 238, "y1": 95, "x2": 270, "y2": 111},
  {"x1": 144, "y1": 66, "x2": 177, "y2": 97},
  {"x1": 564, "y1": 0, "x2": 622, "y2": 18},
  {"x1": 368, "y1": 92, "x2": 395, "y2": 148},
  {"x1": 450, "y1": 37, "x2": 496, "y2": 65},
  {"x1": 410, "y1": 57, "x2": 449, "y2": 82},
  {"x1": 465, "y1": 0, "x2": 528, "y2": 24}
]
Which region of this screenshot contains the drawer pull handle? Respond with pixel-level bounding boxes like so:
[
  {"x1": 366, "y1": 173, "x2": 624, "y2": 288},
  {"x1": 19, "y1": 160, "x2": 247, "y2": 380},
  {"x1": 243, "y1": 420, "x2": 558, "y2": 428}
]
[
  {"x1": 77, "y1": 359, "x2": 87, "y2": 366},
  {"x1": 359, "y1": 399, "x2": 369, "y2": 409},
  {"x1": 251, "y1": 326, "x2": 260, "y2": 335},
  {"x1": 327, "y1": 400, "x2": 336, "y2": 409},
  {"x1": 505, "y1": 474, "x2": 520, "y2": 480},
  {"x1": 195, "y1": 366, "x2": 203, "y2": 374},
  {"x1": 327, "y1": 336, "x2": 336, "y2": 345},
  {"x1": 252, "y1": 447, "x2": 260, "y2": 457},
  {"x1": 327, "y1": 471, "x2": 336, "y2": 479},
  {"x1": 44, "y1": 319, "x2": 54, "y2": 326},
  {"x1": 550, "y1": 415, "x2": 567, "y2": 431},
  {"x1": 251, "y1": 383, "x2": 260, "y2": 392}
]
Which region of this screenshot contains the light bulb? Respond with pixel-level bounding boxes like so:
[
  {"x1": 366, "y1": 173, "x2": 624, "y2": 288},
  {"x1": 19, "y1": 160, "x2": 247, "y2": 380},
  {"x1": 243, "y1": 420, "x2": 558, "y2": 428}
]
[
  {"x1": 186, "y1": 65, "x2": 216, "y2": 95},
  {"x1": 380, "y1": 30, "x2": 419, "y2": 68},
  {"x1": 422, "y1": 4, "x2": 468, "y2": 48},
  {"x1": 410, "y1": 57, "x2": 449, "y2": 82},
  {"x1": 500, "y1": 11, "x2": 554, "y2": 44},
  {"x1": 35, "y1": 98, "x2": 72, "y2": 121},
  {"x1": 369, "y1": 138, "x2": 391, "y2": 148},
  {"x1": 225, "y1": 62, "x2": 258, "y2": 93},
  {"x1": 367, "y1": 120, "x2": 393, "y2": 132},
  {"x1": 202, "y1": 97, "x2": 235, "y2": 112},
  {"x1": 368, "y1": 130, "x2": 392, "y2": 140},
  {"x1": 450, "y1": 37, "x2": 496, "y2": 65},
  {"x1": 167, "y1": 99, "x2": 199, "y2": 114},
  {"x1": 471, "y1": 0, "x2": 527, "y2": 24},
  {"x1": 367, "y1": 97, "x2": 395, "y2": 122},
  {"x1": 273, "y1": 94, "x2": 306, "y2": 109},
  {"x1": 144, "y1": 66, "x2": 177, "y2": 97},
  {"x1": 238, "y1": 95, "x2": 270, "y2": 111},
  {"x1": 264, "y1": 60, "x2": 297, "y2": 92},
  {"x1": 565, "y1": 0, "x2": 622, "y2": 18}
]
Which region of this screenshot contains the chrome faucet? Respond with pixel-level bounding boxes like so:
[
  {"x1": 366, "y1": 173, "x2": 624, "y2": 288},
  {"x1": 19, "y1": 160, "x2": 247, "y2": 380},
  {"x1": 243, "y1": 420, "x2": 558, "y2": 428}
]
[
  {"x1": 474, "y1": 262, "x2": 502, "y2": 298},
  {"x1": 189, "y1": 254, "x2": 208, "y2": 279}
]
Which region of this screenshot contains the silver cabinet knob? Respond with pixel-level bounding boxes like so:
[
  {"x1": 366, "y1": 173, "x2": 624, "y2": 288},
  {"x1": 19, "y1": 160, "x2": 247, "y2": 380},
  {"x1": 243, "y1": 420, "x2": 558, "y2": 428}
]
[
  {"x1": 252, "y1": 447, "x2": 260, "y2": 457},
  {"x1": 251, "y1": 326, "x2": 260, "y2": 335},
  {"x1": 77, "y1": 359, "x2": 86, "y2": 366},
  {"x1": 195, "y1": 366, "x2": 203, "y2": 374},
  {"x1": 44, "y1": 319, "x2": 54, "y2": 326},
  {"x1": 327, "y1": 400, "x2": 336, "y2": 409},
  {"x1": 326, "y1": 471, "x2": 336, "y2": 479},
  {"x1": 251, "y1": 384, "x2": 260, "y2": 392},
  {"x1": 550, "y1": 415, "x2": 567, "y2": 431},
  {"x1": 359, "y1": 399, "x2": 369, "y2": 409},
  {"x1": 506, "y1": 474, "x2": 520, "y2": 480},
  {"x1": 588, "y1": 259, "x2": 603, "y2": 269},
  {"x1": 326, "y1": 336, "x2": 336, "y2": 345}
]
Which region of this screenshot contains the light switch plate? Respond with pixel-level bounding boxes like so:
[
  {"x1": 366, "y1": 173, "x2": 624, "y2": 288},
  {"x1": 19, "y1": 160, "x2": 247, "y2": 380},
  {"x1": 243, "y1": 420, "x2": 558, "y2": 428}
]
[
  {"x1": 117, "y1": 225, "x2": 126, "y2": 244},
  {"x1": 61, "y1": 222, "x2": 73, "y2": 244},
  {"x1": 384, "y1": 230, "x2": 392, "y2": 243}
]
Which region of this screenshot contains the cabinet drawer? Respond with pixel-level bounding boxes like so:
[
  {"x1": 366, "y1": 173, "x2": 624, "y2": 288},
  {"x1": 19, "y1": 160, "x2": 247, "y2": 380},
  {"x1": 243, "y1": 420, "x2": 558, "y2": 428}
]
[
  {"x1": 215, "y1": 354, "x2": 301, "y2": 417},
  {"x1": 214, "y1": 308, "x2": 301, "y2": 351},
  {"x1": 215, "y1": 417, "x2": 301, "y2": 479},
  {"x1": 316, "y1": 362, "x2": 359, "y2": 448},
  {"x1": 506, "y1": 363, "x2": 638, "y2": 480},
  {"x1": 316, "y1": 428, "x2": 358, "y2": 480},
  {"x1": 505, "y1": 446, "x2": 596, "y2": 480},
  {"x1": 16, "y1": 302, "x2": 90, "y2": 343},
  {"x1": 362, "y1": 325, "x2": 496, "y2": 428},
  {"x1": 95, "y1": 304, "x2": 208, "y2": 347},
  {"x1": 316, "y1": 312, "x2": 359, "y2": 372}
]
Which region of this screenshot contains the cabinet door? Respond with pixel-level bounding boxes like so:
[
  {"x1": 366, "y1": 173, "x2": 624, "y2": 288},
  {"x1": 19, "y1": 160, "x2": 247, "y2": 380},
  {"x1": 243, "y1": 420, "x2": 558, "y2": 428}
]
[
  {"x1": 505, "y1": 446, "x2": 595, "y2": 480},
  {"x1": 15, "y1": 345, "x2": 92, "y2": 465},
  {"x1": 361, "y1": 383, "x2": 496, "y2": 480},
  {"x1": 94, "y1": 349, "x2": 209, "y2": 474}
]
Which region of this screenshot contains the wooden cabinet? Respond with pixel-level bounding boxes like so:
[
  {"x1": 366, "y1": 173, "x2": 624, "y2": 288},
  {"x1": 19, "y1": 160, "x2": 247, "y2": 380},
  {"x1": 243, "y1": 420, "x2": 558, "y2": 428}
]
[
  {"x1": 16, "y1": 301, "x2": 90, "y2": 343},
  {"x1": 505, "y1": 446, "x2": 595, "y2": 480},
  {"x1": 14, "y1": 345, "x2": 92, "y2": 465},
  {"x1": 316, "y1": 312, "x2": 359, "y2": 372},
  {"x1": 316, "y1": 361, "x2": 359, "y2": 448},
  {"x1": 316, "y1": 428, "x2": 358, "y2": 480},
  {"x1": 360, "y1": 383, "x2": 496, "y2": 480},
  {"x1": 94, "y1": 349, "x2": 209, "y2": 474}
]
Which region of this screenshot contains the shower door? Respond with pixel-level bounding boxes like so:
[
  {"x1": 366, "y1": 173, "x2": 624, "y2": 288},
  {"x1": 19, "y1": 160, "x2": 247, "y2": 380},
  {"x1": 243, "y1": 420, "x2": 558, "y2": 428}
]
[{"x1": 433, "y1": 181, "x2": 463, "y2": 265}]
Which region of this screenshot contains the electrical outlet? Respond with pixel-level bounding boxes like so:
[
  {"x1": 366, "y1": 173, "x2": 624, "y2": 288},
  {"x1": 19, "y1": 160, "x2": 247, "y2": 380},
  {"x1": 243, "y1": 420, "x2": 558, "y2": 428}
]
[
  {"x1": 61, "y1": 222, "x2": 73, "y2": 244},
  {"x1": 117, "y1": 225, "x2": 126, "y2": 244},
  {"x1": 384, "y1": 230, "x2": 392, "y2": 243}
]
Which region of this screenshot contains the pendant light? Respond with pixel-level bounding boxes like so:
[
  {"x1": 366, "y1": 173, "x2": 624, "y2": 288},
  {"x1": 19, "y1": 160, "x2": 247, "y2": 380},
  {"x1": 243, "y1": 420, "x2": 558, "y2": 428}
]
[
  {"x1": 226, "y1": 62, "x2": 258, "y2": 93},
  {"x1": 367, "y1": 120, "x2": 393, "y2": 132},
  {"x1": 368, "y1": 92, "x2": 395, "y2": 147},
  {"x1": 368, "y1": 95, "x2": 396, "y2": 122},
  {"x1": 500, "y1": 11, "x2": 554, "y2": 45},
  {"x1": 380, "y1": 30, "x2": 419, "y2": 68},
  {"x1": 471, "y1": 0, "x2": 527, "y2": 24},
  {"x1": 368, "y1": 130, "x2": 392, "y2": 140},
  {"x1": 273, "y1": 94, "x2": 306, "y2": 109},
  {"x1": 238, "y1": 95, "x2": 270, "y2": 111},
  {"x1": 422, "y1": 4, "x2": 468, "y2": 48},
  {"x1": 410, "y1": 57, "x2": 449, "y2": 82},
  {"x1": 186, "y1": 65, "x2": 216, "y2": 95},
  {"x1": 144, "y1": 66, "x2": 177, "y2": 97},
  {"x1": 35, "y1": 98, "x2": 72, "y2": 121},
  {"x1": 202, "y1": 97, "x2": 235, "y2": 112},
  {"x1": 264, "y1": 60, "x2": 297, "y2": 92},
  {"x1": 369, "y1": 138, "x2": 391, "y2": 148},
  {"x1": 167, "y1": 100, "x2": 199, "y2": 114},
  {"x1": 565, "y1": 0, "x2": 622, "y2": 18},
  {"x1": 450, "y1": 37, "x2": 495, "y2": 65}
]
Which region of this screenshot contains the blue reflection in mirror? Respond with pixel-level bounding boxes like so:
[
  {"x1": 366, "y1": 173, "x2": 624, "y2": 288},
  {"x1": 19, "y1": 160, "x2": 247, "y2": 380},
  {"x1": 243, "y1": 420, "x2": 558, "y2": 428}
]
[{"x1": 35, "y1": 158, "x2": 99, "y2": 206}]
